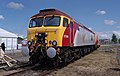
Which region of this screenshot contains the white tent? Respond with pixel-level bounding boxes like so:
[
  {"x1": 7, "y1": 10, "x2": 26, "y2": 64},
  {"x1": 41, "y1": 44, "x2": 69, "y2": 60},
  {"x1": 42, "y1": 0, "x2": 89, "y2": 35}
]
[{"x1": 0, "y1": 28, "x2": 18, "y2": 50}]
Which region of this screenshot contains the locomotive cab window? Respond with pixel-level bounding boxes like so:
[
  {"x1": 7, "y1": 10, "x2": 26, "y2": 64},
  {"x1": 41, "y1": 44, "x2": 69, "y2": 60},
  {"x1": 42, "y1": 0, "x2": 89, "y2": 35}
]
[
  {"x1": 44, "y1": 16, "x2": 60, "y2": 26},
  {"x1": 63, "y1": 18, "x2": 68, "y2": 27},
  {"x1": 29, "y1": 17, "x2": 43, "y2": 28},
  {"x1": 70, "y1": 21, "x2": 73, "y2": 28}
]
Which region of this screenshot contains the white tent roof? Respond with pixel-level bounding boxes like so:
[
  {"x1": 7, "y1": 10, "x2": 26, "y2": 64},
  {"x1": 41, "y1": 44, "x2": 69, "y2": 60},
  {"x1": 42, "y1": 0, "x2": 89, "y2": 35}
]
[{"x1": 0, "y1": 28, "x2": 18, "y2": 38}]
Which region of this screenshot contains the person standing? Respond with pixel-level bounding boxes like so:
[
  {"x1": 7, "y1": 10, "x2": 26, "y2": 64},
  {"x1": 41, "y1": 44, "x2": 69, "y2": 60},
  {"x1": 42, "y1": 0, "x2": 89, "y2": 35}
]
[
  {"x1": 1, "y1": 42, "x2": 5, "y2": 52},
  {"x1": 117, "y1": 49, "x2": 120, "y2": 65}
]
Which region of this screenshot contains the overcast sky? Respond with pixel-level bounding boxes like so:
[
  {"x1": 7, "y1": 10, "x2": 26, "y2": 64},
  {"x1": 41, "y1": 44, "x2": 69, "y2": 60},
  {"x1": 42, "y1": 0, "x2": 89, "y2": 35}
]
[{"x1": 0, "y1": 0, "x2": 120, "y2": 39}]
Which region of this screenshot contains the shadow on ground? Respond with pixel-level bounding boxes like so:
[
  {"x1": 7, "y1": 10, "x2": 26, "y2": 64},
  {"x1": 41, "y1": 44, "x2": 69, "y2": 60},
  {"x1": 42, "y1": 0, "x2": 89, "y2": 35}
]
[{"x1": 109, "y1": 67, "x2": 120, "y2": 71}]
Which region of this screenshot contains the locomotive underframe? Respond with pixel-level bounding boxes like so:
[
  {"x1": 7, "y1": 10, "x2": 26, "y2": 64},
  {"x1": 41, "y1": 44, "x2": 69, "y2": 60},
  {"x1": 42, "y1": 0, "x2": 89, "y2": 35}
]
[{"x1": 28, "y1": 44, "x2": 96, "y2": 67}]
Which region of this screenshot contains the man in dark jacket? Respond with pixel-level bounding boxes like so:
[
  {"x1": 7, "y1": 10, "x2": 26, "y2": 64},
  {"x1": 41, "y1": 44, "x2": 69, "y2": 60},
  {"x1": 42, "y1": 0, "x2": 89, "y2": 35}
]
[{"x1": 1, "y1": 42, "x2": 5, "y2": 52}]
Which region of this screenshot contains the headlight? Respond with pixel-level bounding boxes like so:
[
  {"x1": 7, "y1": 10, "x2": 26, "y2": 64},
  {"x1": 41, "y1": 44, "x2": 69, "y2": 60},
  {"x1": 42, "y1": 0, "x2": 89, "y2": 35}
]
[
  {"x1": 52, "y1": 40, "x2": 57, "y2": 46},
  {"x1": 49, "y1": 40, "x2": 53, "y2": 44},
  {"x1": 27, "y1": 41, "x2": 32, "y2": 45},
  {"x1": 47, "y1": 47, "x2": 56, "y2": 58}
]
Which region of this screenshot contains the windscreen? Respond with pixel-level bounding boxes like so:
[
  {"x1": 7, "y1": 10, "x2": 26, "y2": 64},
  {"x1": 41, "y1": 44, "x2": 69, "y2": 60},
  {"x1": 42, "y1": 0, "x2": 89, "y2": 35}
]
[
  {"x1": 44, "y1": 16, "x2": 60, "y2": 26},
  {"x1": 29, "y1": 17, "x2": 43, "y2": 28}
]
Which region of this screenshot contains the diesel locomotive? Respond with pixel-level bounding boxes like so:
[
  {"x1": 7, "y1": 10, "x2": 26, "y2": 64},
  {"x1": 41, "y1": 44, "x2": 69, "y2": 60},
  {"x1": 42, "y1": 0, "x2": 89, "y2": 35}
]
[{"x1": 26, "y1": 9, "x2": 100, "y2": 66}]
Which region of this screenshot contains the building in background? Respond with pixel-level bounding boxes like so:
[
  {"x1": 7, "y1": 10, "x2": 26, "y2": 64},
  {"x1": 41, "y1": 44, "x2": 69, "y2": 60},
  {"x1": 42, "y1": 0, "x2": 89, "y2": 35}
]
[
  {"x1": 0, "y1": 28, "x2": 18, "y2": 50},
  {"x1": 99, "y1": 39, "x2": 111, "y2": 45}
]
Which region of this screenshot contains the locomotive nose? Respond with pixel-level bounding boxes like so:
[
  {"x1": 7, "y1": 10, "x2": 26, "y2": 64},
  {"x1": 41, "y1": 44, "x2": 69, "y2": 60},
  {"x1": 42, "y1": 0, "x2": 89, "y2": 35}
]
[{"x1": 46, "y1": 47, "x2": 56, "y2": 58}]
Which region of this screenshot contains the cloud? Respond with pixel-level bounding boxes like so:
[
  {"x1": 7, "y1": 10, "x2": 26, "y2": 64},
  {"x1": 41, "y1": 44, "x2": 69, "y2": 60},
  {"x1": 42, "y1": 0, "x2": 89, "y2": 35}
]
[
  {"x1": 0, "y1": 15, "x2": 4, "y2": 20},
  {"x1": 97, "y1": 32, "x2": 112, "y2": 39},
  {"x1": 88, "y1": 27, "x2": 92, "y2": 30},
  {"x1": 104, "y1": 20, "x2": 117, "y2": 25},
  {"x1": 100, "y1": 34, "x2": 109, "y2": 39},
  {"x1": 96, "y1": 10, "x2": 106, "y2": 15},
  {"x1": 97, "y1": 31, "x2": 120, "y2": 39},
  {"x1": 117, "y1": 26, "x2": 120, "y2": 28},
  {"x1": 7, "y1": 2, "x2": 24, "y2": 9}
]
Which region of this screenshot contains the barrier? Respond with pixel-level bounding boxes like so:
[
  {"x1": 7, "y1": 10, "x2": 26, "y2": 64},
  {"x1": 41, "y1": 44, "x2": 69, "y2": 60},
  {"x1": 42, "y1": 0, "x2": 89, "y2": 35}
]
[{"x1": 0, "y1": 48, "x2": 17, "y2": 67}]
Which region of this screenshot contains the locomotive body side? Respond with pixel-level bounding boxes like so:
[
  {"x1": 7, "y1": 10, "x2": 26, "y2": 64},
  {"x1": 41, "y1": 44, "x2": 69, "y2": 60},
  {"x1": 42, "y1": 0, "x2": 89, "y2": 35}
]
[
  {"x1": 73, "y1": 23, "x2": 95, "y2": 47},
  {"x1": 62, "y1": 21, "x2": 96, "y2": 47}
]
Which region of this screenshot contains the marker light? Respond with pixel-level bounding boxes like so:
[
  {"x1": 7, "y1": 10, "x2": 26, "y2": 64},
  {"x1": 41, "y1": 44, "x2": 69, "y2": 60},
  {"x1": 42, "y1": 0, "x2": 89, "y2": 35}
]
[{"x1": 52, "y1": 40, "x2": 57, "y2": 46}]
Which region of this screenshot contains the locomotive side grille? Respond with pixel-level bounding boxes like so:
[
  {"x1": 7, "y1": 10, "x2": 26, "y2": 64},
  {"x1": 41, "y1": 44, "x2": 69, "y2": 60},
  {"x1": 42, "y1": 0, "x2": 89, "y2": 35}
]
[{"x1": 39, "y1": 9, "x2": 56, "y2": 13}]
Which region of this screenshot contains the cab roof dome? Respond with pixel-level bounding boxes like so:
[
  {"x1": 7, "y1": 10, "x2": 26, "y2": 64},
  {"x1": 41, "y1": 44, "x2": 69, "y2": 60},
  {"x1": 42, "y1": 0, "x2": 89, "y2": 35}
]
[{"x1": 31, "y1": 8, "x2": 72, "y2": 19}]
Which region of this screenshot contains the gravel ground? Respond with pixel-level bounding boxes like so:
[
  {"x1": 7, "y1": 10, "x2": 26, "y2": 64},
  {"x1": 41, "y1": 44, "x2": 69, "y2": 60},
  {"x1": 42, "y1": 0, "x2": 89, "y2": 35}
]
[
  {"x1": 0, "y1": 45, "x2": 120, "y2": 76},
  {"x1": 51, "y1": 45, "x2": 120, "y2": 76}
]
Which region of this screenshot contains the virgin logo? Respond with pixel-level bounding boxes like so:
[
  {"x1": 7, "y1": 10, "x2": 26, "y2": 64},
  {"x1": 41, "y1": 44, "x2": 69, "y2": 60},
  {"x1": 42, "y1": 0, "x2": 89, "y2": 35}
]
[{"x1": 64, "y1": 35, "x2": 69, "y2": 38}]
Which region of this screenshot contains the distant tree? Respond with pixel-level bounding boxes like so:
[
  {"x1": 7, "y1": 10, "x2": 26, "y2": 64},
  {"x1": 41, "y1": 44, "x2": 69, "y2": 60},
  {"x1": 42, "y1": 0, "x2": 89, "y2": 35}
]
[
  {"x1": 111, "y1": 34, "x2": 117, "y2": 44},
  {"x1": 119, "y1": 38, "x2": 120, "y2": 44},
  {"x1": 17, "y1": 37, "x2": 24, "y2": 44}
]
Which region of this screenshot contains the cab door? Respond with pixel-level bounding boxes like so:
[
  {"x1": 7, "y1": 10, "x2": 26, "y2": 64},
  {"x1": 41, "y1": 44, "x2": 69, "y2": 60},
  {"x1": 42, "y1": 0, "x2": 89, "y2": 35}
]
[
  {"x1": 62, "y1": 18, "x2": 70, "y2": 46},
  {"x1": 62, "y1": 18, "x2": 74, "y2": 47},
  {"x1": 70, "y1": 21, "x2": 73, "y2": 46}
]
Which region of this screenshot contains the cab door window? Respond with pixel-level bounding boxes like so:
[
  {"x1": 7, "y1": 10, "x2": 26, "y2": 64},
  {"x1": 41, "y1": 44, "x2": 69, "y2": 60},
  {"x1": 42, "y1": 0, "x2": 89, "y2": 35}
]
[
  {"x1": 70, "y1": 21, "x2": 73, "y2": 28},
  {"x1": 63, "y1": 18, "x2": 68, "y2": 27}
]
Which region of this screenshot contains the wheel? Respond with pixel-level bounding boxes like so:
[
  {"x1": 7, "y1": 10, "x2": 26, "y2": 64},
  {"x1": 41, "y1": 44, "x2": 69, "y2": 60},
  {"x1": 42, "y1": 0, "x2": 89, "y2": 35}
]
[
  {"x1": 75, "y1": 49, "x2": 81, "y2": 59},
  {"x1": 52, "y1": 55, "x2": 61, "y2": 68},
  {"x1": 63, "y1": 52, "x2": 69, "y2": 65},
  {"x1": 29, "y1": 53, "x2": 38, "y2": 65}
]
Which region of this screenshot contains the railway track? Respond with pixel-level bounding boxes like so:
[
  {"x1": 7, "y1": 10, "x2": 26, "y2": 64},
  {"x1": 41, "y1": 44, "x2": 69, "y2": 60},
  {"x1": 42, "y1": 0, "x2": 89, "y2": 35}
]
[
  {"x1": 3, "y1": 51, "x2": 93, "y2": 76},
  {"x1": 3, "y1": 63, "x2": 40, "y2": 76},
  {"x1": 3, "y1": 62, "x2": 57, "y2": 76},
  {"x1": 1, "y1": 47, "x2": 97, "y2": 76}
]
